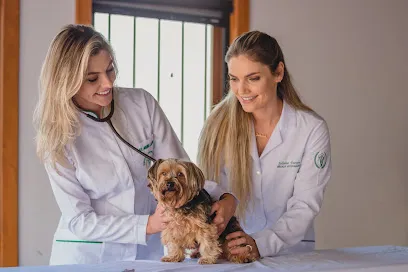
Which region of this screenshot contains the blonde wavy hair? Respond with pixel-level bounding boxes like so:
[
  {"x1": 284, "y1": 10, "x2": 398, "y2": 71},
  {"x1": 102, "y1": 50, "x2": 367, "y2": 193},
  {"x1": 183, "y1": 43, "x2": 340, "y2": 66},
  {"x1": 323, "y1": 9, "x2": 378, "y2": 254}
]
[
  {"x1": 197, "y1": 31, "x2": 312, "y2": 219},
  {"x1": 33, "y1": 24, "x2": 117, "y2": 168}
]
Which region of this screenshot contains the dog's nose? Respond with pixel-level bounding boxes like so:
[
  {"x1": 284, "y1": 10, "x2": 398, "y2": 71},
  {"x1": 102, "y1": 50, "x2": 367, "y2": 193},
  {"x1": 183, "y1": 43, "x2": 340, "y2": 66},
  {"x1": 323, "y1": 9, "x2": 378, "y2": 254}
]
[{"x1": 166, "y1": 181, "x2": 175, "y2": 189}]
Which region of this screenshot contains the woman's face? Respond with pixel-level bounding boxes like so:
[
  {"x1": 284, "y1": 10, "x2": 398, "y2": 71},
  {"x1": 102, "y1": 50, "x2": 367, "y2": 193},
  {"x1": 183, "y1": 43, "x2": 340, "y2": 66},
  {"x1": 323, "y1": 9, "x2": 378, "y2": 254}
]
[
  {"x1": 227, "y1": 54, "x2": 283, "y2": 113},
  {"x1": 74, "y1": 49, "x2": 116, "y2": 113}
]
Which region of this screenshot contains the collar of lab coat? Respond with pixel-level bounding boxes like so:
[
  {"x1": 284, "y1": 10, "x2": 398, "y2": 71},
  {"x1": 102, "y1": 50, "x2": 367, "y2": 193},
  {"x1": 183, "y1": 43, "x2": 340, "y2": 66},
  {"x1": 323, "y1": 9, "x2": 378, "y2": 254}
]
[{"x1": 251, "y1": 100, "x2": 297, "y2": 160}]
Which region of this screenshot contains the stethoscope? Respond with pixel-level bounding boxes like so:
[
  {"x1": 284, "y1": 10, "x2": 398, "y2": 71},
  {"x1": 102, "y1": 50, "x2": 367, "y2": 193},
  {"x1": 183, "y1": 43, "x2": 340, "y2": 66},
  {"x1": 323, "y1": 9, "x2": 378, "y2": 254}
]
[{"x1": 72, "y1": 96, "x2": 157, "y2": 164}]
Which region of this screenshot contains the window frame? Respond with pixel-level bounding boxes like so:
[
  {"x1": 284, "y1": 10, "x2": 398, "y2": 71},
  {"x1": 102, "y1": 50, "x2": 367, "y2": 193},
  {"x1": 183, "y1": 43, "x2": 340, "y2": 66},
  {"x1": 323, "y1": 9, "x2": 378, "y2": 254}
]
[
  {"x1": 0, "y1": 0, "x2": 20, "y2": 267},
  {"x1": 77, "y1": 0, "x2": 249, "y2": 105}
]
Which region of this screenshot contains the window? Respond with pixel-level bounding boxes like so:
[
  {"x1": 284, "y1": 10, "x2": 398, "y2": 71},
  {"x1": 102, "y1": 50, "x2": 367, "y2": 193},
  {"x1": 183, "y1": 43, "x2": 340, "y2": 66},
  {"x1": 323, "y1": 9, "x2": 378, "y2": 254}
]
[{"x1": 92, "y1": 0, "x2": 232, "y2": 162}]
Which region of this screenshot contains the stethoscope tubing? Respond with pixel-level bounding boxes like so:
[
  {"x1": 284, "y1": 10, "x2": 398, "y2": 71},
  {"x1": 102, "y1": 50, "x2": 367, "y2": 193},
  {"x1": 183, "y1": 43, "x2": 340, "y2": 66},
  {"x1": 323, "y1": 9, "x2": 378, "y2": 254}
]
[
  {"x1": 106, "y1": 119, "x2": 157, "y2": 163},
  {"x1": 73, "y1": 95, "x2": 157, "y2": 163}
]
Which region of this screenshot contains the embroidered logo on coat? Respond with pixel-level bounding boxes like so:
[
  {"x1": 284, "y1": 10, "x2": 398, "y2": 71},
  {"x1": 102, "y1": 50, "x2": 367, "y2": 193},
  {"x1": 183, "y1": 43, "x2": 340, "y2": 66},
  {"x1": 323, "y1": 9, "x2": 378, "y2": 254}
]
[
  {"x1": 314, "y1": 151, "x2": 327, "y2": 169},
  {"x1": 139, "y1": 140, "x2": 154, "y2": 166}
]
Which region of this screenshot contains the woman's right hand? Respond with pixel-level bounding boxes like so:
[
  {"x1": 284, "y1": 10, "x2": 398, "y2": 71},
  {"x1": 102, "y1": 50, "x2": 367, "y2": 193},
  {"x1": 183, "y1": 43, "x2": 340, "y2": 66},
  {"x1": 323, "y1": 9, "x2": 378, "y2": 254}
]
[{"x1": 146, "y1": 204, "x2": 170, "y2": 235}]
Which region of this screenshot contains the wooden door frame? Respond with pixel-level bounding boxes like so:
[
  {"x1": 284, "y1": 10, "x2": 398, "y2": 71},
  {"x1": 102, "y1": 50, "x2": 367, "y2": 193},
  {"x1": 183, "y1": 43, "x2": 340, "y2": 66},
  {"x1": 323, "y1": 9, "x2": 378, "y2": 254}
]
[
  {"x1": 0, "y1": 0, "x2": 19, "y2": 267},
  {"x1": 214, "y1": 0, "x2": 249, "y2": 104},
  {"x1": 76, "y1": 0, "x2": 92, "y2": 26},
  {"x1": 229, "y1": 0, "x2": 249, "y2": 43}
]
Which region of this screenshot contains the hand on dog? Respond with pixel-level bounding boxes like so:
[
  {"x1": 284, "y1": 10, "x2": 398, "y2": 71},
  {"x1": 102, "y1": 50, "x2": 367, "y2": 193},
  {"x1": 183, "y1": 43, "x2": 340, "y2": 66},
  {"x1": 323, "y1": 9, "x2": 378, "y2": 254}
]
[
  {"x1": 146, "y1": 204, "x2": 170, "y2": 235},
  {"x1": 226, "y1": 231, "x2": 260, "y2": 260},
  {"x1": 211, "y1": 193, "x2": 237, "y2": 235}
]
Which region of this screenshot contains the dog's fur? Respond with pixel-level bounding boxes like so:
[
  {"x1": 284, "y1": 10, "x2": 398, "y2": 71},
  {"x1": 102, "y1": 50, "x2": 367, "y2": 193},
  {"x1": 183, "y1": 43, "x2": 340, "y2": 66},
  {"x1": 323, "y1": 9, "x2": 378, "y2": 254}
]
[{"x1": 147, "y1": 158, "x2": 255, "y2": 264}]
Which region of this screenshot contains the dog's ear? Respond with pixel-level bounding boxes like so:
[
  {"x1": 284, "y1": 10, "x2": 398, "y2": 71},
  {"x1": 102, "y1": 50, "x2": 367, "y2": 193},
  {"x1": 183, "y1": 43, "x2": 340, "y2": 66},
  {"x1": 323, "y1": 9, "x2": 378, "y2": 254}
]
[
  {"x1": 183, "y1": 161, "x2": 206, "y2": 191},
  {"x1": 147, "y1": 159, "x2": 164, "y2": 185}
]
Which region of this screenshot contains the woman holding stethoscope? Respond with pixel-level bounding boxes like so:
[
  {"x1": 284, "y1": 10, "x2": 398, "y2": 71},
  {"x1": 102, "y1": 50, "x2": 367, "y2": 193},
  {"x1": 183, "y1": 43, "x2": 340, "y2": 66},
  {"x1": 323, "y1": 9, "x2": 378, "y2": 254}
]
[{"x1": 33, "y1": 24, "x2": 237, "y2": 265}]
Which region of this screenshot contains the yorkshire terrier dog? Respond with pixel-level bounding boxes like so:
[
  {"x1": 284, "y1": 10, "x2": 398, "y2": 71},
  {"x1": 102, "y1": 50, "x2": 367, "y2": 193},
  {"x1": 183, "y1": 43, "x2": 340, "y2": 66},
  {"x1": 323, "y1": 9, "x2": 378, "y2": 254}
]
[{"x1": 147, "y1": 158, "x2": 255, "y2": 264}]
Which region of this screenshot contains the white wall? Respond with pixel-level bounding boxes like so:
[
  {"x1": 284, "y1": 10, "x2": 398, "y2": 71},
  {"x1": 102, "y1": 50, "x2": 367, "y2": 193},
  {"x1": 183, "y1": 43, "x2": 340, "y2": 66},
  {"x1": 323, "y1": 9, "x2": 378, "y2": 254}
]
[
  {"x1": 19, "y1": 0, "x2": 75, "y2": 266},
  {"x1": 250, "y1": 0, "x2": 408, "y2": 249}
]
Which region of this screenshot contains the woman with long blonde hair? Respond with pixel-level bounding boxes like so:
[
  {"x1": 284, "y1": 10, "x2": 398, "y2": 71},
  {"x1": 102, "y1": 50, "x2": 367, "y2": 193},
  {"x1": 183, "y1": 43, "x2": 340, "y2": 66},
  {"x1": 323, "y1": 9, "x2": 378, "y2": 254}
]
[
  {"x1": 198, "y1": 30, "x2": 332, "y2": 259},
  {"x1": 34, "y1": 24, "x2": 237, "y2": 265}
]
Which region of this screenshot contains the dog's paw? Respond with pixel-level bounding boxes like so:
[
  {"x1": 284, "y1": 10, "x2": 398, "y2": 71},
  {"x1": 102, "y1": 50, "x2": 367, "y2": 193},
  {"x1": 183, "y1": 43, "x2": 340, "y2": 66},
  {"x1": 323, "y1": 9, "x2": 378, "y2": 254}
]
[
  {"x1": 198, "y1": 257, "x2": 217, "y2": 264},
  {"x1": 228, "y1": 253, "x2": 256, "y2": 264},
  {"x1": 161, "y1": 255, "x2": 185, "y2": 263}
]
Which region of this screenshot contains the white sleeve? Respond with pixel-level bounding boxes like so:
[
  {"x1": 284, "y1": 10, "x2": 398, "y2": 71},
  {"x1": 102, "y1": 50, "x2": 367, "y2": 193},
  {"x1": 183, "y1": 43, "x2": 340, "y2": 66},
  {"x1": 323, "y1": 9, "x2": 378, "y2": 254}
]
[
  {"x1": 202, "y1": 161, "x2": 236, "y2": 200},
  {"x1": 144, "y1": 90, "x2": 231, "y2": 201},
  {"x1": 203, "y1": 180, "x2": 231, "y2": 201},
  {"x1": 252, "y1": 121, "x2": 332, "y2": 257},
  {"x1": 46, "y1": 155, "x2": 149, "y2": 245}
]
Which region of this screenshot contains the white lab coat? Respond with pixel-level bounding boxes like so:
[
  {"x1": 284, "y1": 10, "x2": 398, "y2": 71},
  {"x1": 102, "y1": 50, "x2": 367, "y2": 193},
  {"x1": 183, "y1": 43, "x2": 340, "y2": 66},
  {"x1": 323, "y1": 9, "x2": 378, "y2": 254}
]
[
  {"x1": 218, "y1": 101, "x2": 332, "y2": 257},
  {"x1": 46, "y1": 88, "x2": 228, "y2": 265}
]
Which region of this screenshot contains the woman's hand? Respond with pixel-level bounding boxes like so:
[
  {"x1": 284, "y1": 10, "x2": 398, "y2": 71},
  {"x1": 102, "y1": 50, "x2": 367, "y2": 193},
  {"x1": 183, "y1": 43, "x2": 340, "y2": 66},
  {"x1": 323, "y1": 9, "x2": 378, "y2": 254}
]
[
  {"x1": 146, "y1": 204, "x2": 170, "y2": 235},
  {"x1": 226, "y1": 231, "x2": 260, "y2": 260},
  {"x1": 211, "y1": 193, "x2": 237, "y2": 235}
]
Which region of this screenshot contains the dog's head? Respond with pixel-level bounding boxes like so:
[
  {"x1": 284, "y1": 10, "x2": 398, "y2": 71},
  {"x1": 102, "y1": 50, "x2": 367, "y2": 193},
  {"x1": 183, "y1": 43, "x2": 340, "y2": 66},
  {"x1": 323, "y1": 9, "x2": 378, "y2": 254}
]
[{"x1": 147, "y1": 158, "x2": 205, "y2": 208}]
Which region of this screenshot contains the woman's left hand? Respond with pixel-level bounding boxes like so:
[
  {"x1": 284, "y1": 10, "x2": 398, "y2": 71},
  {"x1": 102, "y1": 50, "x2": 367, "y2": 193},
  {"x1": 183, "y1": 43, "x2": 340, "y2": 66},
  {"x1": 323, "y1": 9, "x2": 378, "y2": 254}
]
[
  {"x1": 226, "y1": 231, "x2": 261, "y2": 260},
  {"x1": 211, "y1": 193, "x2": 237, "y2": 235}
]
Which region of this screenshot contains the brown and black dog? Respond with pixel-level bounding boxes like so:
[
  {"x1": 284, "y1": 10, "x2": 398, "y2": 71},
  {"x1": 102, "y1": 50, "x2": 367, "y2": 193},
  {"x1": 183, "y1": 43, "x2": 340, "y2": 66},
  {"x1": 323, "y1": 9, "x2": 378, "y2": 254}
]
[{"x1": 147, "y1": 158, "x2": 255, "y2": 264}]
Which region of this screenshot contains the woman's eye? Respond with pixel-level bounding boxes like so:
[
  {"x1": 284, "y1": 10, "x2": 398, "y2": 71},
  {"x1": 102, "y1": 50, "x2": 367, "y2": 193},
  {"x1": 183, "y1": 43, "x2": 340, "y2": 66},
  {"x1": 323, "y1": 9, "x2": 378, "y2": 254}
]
[
  {"x1": 88, "y1": 78, "x2": 98, "y2": 83},
  {"x1": 107, "y1": 67, "x2": 114, "y2": 73},
  {"x1": 249, "y1": 77, "x2": 260, "y2": 81},
  {"x1": 229, "y1": 77, "x2": 237, "y2": 82}
]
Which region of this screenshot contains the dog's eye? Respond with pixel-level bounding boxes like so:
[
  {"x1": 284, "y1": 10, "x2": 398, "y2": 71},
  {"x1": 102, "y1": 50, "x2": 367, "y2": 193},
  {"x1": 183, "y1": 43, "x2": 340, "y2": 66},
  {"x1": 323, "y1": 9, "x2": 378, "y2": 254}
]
[
  {"x1": 161, "y1": 172, "x2": 167, "y2": 176},
  {"x1": 177, "y1": 172, "x2": 184, "y2": 177}
]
